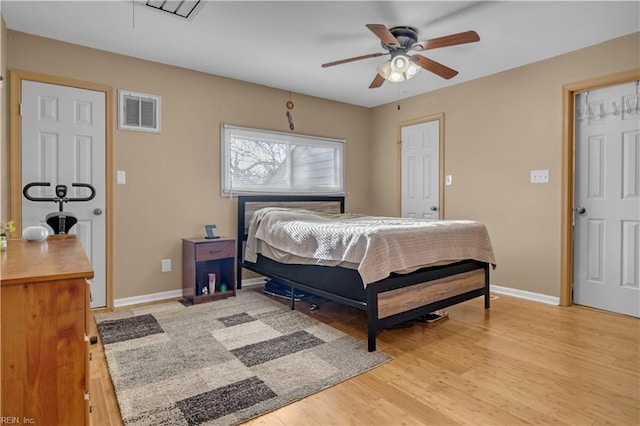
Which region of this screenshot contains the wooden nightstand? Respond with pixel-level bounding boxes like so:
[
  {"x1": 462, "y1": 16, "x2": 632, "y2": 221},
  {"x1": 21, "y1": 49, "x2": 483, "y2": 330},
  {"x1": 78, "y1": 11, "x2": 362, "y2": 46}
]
[{"x1": 182, "y1": 237, "x2": 236, "y2": 304}]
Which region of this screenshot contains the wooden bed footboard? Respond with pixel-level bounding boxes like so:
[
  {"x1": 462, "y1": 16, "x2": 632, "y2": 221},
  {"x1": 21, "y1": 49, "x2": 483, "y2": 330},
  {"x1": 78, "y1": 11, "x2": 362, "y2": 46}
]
[
  {"x1": 364, "y1": 261, "x2": 490, "y2": 351},
  {"x1": 377, "y1": 269, "x2": 486, "y2": 319},
  {"x1": 236, "y1": 195, "x2": 491, "y2": 352}
]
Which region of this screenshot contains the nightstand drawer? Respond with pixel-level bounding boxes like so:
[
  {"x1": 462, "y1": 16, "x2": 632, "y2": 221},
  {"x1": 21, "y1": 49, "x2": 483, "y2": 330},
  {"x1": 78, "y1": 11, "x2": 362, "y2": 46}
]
[{"x1": 195, "y1": 240, "x2": 235, "y2": 262}]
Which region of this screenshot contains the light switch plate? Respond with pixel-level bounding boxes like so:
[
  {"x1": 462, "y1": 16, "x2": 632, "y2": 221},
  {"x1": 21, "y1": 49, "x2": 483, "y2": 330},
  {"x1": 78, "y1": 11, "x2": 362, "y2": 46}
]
[
  {"x1": 117, "y1": 170, "x2": 126, "y2": 185},
  {"x1": 445, "y1": 175, "x2": 453, "y2": 186},
  {"x1": 531, "y1": 169, "x2": 549, "y2": 184}
]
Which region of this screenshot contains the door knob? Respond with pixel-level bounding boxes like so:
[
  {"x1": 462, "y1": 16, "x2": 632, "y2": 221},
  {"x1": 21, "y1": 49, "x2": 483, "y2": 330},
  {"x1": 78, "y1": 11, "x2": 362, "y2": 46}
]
[
  {"x1": 575, "y1": 206, "x2": 586, "y2": 214},
  {"x1": 430, "y1": 206, "x2": 438, "y2": 211},
  {"x1": 93, "y1": 208, "x2": 103, "y2": 215}
]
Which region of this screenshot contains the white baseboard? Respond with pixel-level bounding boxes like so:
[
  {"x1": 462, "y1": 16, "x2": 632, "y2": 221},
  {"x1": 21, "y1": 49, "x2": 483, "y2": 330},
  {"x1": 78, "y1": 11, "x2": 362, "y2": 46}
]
[
  {"x1": 114, "y1": 289, "x2": 183, "y2": 308},
  {"x1": 115, "y1": 280, "x2": 558, "y2": 308},
  {"x1": 490, "y1": 284, "x2": 559, "y2": 305},
  {"x1": 113, "y1": 277, "x2": 267, "y2": 308}
]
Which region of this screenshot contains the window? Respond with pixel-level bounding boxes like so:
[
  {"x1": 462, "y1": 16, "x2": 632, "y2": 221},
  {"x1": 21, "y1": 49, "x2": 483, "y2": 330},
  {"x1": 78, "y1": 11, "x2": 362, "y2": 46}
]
[
  {"x1": 221, "y1": 124, "x2": 345, "y2": 196},
  {"x1": 118, "y1": 90, "x2": 161, "y2": 132}
]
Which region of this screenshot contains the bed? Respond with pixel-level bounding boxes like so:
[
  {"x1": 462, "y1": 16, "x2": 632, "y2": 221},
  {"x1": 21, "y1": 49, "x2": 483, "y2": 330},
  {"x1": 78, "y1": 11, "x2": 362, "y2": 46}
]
[{"x1": 236, "y1": 195, "x2": 495, "y2": 351}]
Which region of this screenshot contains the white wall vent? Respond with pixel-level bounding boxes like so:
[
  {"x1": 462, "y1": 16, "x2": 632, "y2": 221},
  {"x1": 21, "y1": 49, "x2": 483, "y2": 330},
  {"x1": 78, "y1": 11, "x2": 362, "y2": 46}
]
[
  {"x1": 144, "y1": 1, "x2": 206, "y2": 21},
  {"x1": 118, "y1": 90, "x2": 161, "y2": 133}
]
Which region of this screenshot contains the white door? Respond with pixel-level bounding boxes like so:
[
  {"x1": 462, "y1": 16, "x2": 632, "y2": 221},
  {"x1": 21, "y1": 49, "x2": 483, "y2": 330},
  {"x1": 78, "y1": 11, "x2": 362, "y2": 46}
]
[
  {"x1": 574, "y1": 82, "x2": 640, "y2": 317},
  {"x1": 21, "y1": 80, "x2": 107, "y2": 309},
  {"x1": 401, "y1": 120, "x2": 440, "y2": 219}
]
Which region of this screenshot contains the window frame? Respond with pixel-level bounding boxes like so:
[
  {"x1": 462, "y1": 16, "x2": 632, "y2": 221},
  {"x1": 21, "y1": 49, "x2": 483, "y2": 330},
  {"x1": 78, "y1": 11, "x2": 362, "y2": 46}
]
[{"x1": 221, "y1": 124, "x2": 346, "y2": 196}]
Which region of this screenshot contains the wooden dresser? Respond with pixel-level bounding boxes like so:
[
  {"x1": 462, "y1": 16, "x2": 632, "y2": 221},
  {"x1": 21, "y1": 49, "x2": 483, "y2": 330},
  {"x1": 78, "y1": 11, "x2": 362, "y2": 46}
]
[{"x1": 1, "y1": 235, "x2": 94, "y2": 425}]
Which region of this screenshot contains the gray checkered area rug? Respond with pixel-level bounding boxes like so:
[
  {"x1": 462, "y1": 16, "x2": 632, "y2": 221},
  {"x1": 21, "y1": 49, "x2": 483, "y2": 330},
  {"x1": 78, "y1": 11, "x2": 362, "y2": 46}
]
[{"x1": 95, "y1": 290, "x2": 390, "y2": 426}]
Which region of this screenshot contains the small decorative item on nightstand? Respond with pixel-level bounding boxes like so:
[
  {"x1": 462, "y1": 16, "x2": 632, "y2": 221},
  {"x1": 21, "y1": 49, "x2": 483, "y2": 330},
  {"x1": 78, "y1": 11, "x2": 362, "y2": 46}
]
[
  {"x1": 208, "y1": 273, "x2": 216, "y2": 294},
  {"x1": 204, "y1": 225, "x2": 220, "y2": 239}
]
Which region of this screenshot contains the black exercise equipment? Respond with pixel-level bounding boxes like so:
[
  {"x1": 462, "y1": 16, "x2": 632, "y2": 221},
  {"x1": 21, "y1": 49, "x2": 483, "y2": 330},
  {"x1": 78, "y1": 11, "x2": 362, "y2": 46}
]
[{"x1": 23, "y1": 182, "x2": 96, "y2": 234}]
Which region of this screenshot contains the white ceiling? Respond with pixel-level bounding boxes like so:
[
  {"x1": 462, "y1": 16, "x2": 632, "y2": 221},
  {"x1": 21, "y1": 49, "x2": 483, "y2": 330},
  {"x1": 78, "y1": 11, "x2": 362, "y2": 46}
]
[{"x1": 2, "y1": 1, "x2": 639, "y2": 108}]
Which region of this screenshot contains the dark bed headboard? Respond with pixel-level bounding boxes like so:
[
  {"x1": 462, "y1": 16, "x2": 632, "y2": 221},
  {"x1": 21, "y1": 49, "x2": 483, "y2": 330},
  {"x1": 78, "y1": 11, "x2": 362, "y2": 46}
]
[
  {"x1": 236, "y1": 195, "x2": 345, "y2": 288},
  {"x1": 237, "y1": 195, "x2": 345, "y2": 241}
]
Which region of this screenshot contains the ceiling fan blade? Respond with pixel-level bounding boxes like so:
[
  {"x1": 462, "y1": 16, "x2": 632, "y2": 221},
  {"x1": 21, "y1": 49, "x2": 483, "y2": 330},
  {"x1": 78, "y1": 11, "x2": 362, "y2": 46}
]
[
  {"x1": 412, "y1": 31, "x2": 480, "y2": 51},
  {"x1": 366, "y1": 24, "x2": 401, "y2": 47},
  {"x1": 369, "y1": 73, "x2": 385, "y2": 89},
  {"x1": 321, "y1": 52, "x2": 385, "y2": 68},
  {"x1": 412, "y1": 55, "x2": 459, "y2": 80}
]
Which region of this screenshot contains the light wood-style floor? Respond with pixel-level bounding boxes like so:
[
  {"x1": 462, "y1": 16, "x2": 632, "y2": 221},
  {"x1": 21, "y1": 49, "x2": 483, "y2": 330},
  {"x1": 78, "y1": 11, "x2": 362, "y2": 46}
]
[{"x1": 89, "y1": 288, "x2": 639, "y2": 425}]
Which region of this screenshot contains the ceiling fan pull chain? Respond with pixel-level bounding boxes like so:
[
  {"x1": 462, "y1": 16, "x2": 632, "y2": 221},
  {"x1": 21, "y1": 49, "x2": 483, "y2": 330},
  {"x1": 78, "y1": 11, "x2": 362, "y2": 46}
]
[{"x1": 131, "y1": 0, "x2": 136, "y2": 29}]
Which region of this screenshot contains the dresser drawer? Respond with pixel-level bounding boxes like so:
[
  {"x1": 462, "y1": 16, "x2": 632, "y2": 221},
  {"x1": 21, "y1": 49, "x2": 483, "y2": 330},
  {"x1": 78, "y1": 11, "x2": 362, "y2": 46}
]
[{"x1": 195, "y1": 240, "x2": 235, "y2": 262}]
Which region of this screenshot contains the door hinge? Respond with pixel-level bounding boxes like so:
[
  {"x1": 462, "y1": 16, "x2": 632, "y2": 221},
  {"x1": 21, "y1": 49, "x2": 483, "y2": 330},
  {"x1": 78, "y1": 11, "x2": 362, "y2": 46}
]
[{"x1": 19, "y1": 103, "x2": 22, "y2": 116}]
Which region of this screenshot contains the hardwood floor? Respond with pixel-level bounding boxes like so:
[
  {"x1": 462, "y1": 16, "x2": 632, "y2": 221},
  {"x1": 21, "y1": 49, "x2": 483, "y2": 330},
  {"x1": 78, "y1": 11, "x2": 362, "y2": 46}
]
[{"x1": 89, "y1": 289, "x2": 639, "y2": 425}]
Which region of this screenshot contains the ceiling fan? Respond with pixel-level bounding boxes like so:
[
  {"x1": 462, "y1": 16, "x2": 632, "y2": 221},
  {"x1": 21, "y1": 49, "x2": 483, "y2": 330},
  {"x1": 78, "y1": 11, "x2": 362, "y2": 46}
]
[{"x1": 321, "y1": 24, "x2": 480, "y2": 88}]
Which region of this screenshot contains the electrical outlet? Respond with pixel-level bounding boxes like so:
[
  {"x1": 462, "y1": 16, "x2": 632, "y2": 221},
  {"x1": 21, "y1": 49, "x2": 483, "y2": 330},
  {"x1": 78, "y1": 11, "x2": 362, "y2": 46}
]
[
  {"x1": 161, "y1": 259, "x2": 171, "y2": 272},
  {"x1": 530, "y1": 169, "x2": 549, "y2": 184}
]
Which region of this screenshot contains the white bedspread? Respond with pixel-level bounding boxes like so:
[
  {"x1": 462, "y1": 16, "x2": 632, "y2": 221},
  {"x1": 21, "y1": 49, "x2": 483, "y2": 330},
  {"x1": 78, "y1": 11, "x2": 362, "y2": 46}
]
[{"x1": 245, "y1": 208, "x2": 496, "y2": 286}]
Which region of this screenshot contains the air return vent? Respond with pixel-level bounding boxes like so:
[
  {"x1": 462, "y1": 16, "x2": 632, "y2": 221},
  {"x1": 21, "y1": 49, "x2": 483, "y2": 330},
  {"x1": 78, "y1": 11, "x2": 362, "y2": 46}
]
[
  {"x1": 144, "y1": 1, "x2": 205, "y2": 21},
  {"x1": 118, "y1": 90, "x2": 161, "y2": 133}
]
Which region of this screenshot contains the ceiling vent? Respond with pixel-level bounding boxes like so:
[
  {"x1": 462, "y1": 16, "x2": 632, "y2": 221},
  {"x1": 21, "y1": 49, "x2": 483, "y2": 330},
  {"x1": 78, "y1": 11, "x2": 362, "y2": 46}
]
[{"x1": 144, "y1": 1, "x2": 205, "y2": 20}]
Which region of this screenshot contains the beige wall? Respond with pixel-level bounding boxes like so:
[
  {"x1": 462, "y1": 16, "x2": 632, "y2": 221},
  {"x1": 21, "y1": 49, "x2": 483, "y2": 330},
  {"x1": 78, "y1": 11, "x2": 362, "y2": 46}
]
[
  {"x1": 5, "y1": 30, "x2": 372, "y2": 300},
  {"x1": 370, "y1": 32, "x2": 640, "y2": 297}
]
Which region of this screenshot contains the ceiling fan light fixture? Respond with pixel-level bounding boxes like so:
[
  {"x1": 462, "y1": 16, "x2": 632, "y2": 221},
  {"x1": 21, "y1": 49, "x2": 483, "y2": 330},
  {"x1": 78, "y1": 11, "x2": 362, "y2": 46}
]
[
  {"x1": 406, "y1": 62, "x2": 420, "y2": 78},
  {"x1": 376, "y1": 60, "x2": 392, "y2": 80},
  {"x1": 389, "y1": 71, "x2": 404, "y2": 83},
  {"x1": 391, "y1": 54, "x2": 410, "y2": 73},
  {"x1": 377, "y1": 55, "x2": 420, "y2": 83}
]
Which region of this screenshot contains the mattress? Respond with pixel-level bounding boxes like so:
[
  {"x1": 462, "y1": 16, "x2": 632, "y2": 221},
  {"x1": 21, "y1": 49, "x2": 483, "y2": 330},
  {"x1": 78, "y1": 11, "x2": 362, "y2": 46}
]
[{"x1": 245, "y1": 207, "x2": 496, "y2": 286}]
